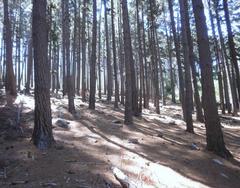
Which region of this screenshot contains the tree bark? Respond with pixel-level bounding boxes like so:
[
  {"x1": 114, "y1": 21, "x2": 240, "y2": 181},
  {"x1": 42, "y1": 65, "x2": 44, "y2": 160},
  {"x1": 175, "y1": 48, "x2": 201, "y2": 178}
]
[
  {"x1": 179, "y1": 0, "x2": 194, "y2": 133},
  {"x1": 104, "y1": 0, "x2": 113, "y2": 101},
  {"x1": 3, "y1": 0, "x2": 17, "y2": 97},
  {"x1": 111, "y1": 0, "x2": 119, "y2": 108},
  {"x1": 223, "y1": 0, "x2": 240, "y2": 105},
  {"x1": 81, "y1": 0, "x2": 87, "y2": 102},
  {"x1": 64, "y1": 0, "x2": 75, "y2": 113},
  {"x1": 32, "y1": 0, "x2": 54, "y2": 149},
  {"x1": 192, "y1": 0, "x2": 232, "y2": 158},
  {"x1": 167, "y1": 0, "x2": 185, "y2": 118},
  {"x1": 25, "y1": 37, "x2": 32, "y2": 94},
  {"x1": 149, "y1": 0, "x2": 160, "y2": 114},
  {"x1": 214, "y1": 0, "x2": 238, "y2": 114},
  {"x1": 122, "y1": 0, "x2": 133, "y2": 124},
  {"x1": 89, "y1": 0, "x2": 97, "y2": 109}
]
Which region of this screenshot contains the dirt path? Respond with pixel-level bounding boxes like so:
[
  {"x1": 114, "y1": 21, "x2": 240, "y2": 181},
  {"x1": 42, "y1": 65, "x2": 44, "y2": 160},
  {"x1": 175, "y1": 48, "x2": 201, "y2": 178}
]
[{"x1": 0, "y1": 95, "x2": 239, "y2": 187}]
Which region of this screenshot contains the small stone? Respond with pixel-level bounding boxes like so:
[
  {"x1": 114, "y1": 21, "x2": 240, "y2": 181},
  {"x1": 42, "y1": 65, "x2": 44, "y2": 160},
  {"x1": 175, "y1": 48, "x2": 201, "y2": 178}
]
[
  {"x1": 40, "y1": 182, "x2": 57, "y2": 187},
  {"x1": 74, "y1": 111, "x2": 81, "y2": 119},
  {"x1": 169, "y1": 121, "x2": 176, "y2": 125},
  {"x1": 190, "y1": 143, "x2": 200, "y2": 150},
  {"x1": 55, "y1": 119, "x2": 70, "y2": 129},
  {"x1": 157, "y1": 133, "x2": 163, "y2": 138},
  {"x1": 112, "y1": 120, "x2": 122, "y2": 124},
  {"x1": 128, "y1": 139, "x2": 139, "y2": 144},
  {"x1": 212, "y1": 159, "x2": 223, "y2": 166}
]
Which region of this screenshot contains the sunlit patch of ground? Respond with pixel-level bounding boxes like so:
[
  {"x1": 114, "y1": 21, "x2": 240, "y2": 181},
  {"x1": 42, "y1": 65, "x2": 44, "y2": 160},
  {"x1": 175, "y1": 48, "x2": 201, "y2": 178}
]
[{"x1": 0, "y1": 94, "x2": 239, "y2": 187}]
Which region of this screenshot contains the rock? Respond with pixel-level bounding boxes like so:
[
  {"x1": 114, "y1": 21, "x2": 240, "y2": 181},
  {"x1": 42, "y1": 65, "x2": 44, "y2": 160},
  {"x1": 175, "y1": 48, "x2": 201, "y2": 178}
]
[
  {"x1": 173, "y1": 114, "x2": 182, "y2": 119},
  {"x1": 55, "y1": 119, "x2": 70, "y2": 129},
  {"x1": 40, "y1": 182, "x2": 57, "y2": 187},
  {"x1": 157, "y1": 133, "x2": 163, "y2": 138},
  {"x1": 212, "y1": 159, "x2": 223, "y2": 166},
  {"x1": 74, "y1": 111, "x2": 81, "y2": 119},
  {"x1": 128, "y1": 139, "x2": 139, "y2": 144},
  {"x1": 112, "y1": 120, "x2": 122, "y2": 124},
  {"x1": 169, "y1": 121, "x2": 176, "y2": 125},
  {"x1": 190, "y1": 143, "x2": 200, "y2": 150}
]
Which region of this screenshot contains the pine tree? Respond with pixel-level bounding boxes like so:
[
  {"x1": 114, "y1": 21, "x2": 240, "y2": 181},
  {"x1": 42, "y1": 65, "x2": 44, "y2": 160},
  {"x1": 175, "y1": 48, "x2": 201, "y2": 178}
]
[{"x1": 32, "y1": 0, "x2": 54, "y2": 149}]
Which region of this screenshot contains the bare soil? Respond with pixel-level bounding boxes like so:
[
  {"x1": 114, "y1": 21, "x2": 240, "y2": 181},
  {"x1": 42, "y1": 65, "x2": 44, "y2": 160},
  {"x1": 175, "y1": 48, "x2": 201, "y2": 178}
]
[{"x1": 0, "y1": 94, "x2": 239, "y2": 188}]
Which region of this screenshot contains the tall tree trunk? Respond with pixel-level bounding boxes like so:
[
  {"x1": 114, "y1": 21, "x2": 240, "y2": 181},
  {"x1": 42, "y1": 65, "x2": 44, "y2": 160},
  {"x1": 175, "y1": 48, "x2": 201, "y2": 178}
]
[
  {"x1": 179, "y1": 0, "x2": 194, "y2": 133},
  {"x1": 142, "y1": 5, "x2": 149, "y2": 109},
  {"x1": 72, "y1": 1, "x2": 77, "y2": 95},
  {"x1": 64, "y1": 0, "x2": 75, "y2": 113},
  {"x1": 61, "y1": 1, "x2": 66, "y2": 96},
  {"x1": 165, "y1": 24, "x2": 176, "y2": 104},
  {"x1": 136, "y1": 0, "x2": 144, "y2": 113},
  {"x1": 149, "y1": 0, "x2": 160, "y2": 114},
  {"x1": 185, "y1": 0, "x2": 204, "y2": 123},
  {"x1": 81, "y1": 0, "x2": 87, "y2": 101},
  {"x1": 25, "y1": 37, "x2": 32, "y2": 94},
  {"x1": 122, "y1": 0, "x2": 133, "y2": 124},
  {"x1": 192, "y1": 0, "x2": 232, "y2": 158},
  {"x1": 104, "y1": 0, "x2": 113, "y2": 101},
  {"x1": 76, "y1": 1, "x2": 81, "y2": 96},
  {"x1": 223, "y1": 0, "x2": 240, "y2": 105},
  {"x1": 32, "y1": 0, "x2": 54, "y2": 149},
  {"x1": 98, "y1": 1, "x2": 102, "y2": 99},
  {"x1": 214, "y1": 0, "x2": 237, "y2": 114},
  {"x1": 3, "y1": 0, "x2": 17, "y2": 97},
  {"x1": 89, "y1": 0, "x2": 97, "y2": 109},
  {"x1": 111, "y1": 0, "x2": 119, "y2": 108},
  {"x1": 118, "y1": 10, "x2": 125, "y2": 105},
  {"x1": 208, "y1": 0, "x2": 227, "y2": 115},
  {"x1": 167, "y1": 0, "x2": 185, "y2": 118}
]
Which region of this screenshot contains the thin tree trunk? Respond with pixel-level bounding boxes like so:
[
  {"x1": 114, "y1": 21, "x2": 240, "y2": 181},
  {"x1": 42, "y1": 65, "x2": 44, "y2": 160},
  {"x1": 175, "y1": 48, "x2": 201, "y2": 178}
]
[
  {"x1": 25, "y1": 37, "x2": 32, "y2": 94},
  {"x1": 111, "y1": 0, "x2": 119, "y2": 108},
  {"x1": 61, "y1": 1, "x2": 66, "y2": 96},
  {"x1": 223, "y1": 0, "x2": 240, "y2": 105},
  {"x1": 98, "y1": 1, "x2": 102, "y2": 99},
  {"x1": 179, "y1": 0, "x2": 194, "y2": 133},
  {"x1": 118, "y1": 10, "x2": 125, "y2": 105},
  {"x1": 136, "y1": 0, "x2": 144, "y2": 113},
  {"x1": 214, "y1": 0, "x2": 237, "y2": 114},
  {"x1": 89, "y1": 0, "x2": 97, "y2": 109},
  {"x1": 142, "y1": 5, "x2": 149, "y2": 109},
  {"x1": 64, "y1": 0, "x2": 75, "y2": 113},
  {"x1": 81, "y1": 0, "x2": 87, "y2": 101},
  {"x1": 185, "y1": 0, "x2": 204, "y2": 123},
  {"x1": 168, "y1": 0, "x2": 185, "y2": 118},
  {"x1": 3, "y1": 0, "x2": 16, "y2": 97},
  {"x1": 149, "y1": 0, "x2": 160, "y2": 114},
  {"x1": 122, "y1": 0, "x2": 133, "y2": 124},
  {"x1": 104, "y1": 0, "x2": 113, "y2": 101}
]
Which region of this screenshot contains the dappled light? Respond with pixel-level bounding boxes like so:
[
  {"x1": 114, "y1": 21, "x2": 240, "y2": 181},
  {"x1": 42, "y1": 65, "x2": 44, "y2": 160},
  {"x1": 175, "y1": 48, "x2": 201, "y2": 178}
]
[{"x1": 1, "y1": 0, "x2": 240, "y2": 187}]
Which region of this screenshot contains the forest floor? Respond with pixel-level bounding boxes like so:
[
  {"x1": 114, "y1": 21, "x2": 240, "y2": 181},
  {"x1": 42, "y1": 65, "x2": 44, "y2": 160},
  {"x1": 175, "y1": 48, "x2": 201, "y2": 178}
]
[{"x1": 0, "y1": 92, "x2": 240, "y2": 188}]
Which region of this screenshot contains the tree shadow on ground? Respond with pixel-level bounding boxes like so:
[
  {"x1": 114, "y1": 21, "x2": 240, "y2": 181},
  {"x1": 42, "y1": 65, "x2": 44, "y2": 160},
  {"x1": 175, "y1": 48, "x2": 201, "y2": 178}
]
[{"x1": 79, "y1": 110, "x2": 240, "y2": 188}]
